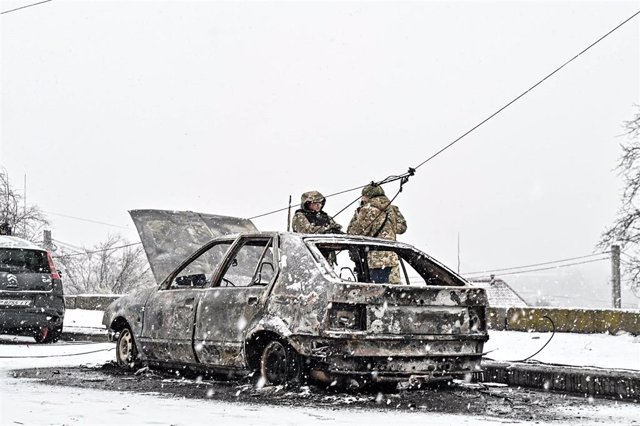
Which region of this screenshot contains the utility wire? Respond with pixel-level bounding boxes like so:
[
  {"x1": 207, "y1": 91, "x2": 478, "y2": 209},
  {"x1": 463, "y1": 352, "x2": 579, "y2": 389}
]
[
  {"x1": 413, "y1": 9, "x2": 640, "y2": 170},
  {"x1": 1, "y1": 0, "x2": 52, "y2": 15},
  {"x1": 52, "y1": 238, "x2": 87, "y2": 253},
  {"x1": 463, "y1": 252, "x2": 611, "y2": 275},
  {"x1": 465, "y1": 257, "x2": 609, "y2": 279},
  {"x1": 44, "y1": 211, "x2": 132, "y2": 230},
  {"x1": 248, "y1": 9, "x2": 640, "y2": 222},
  {"x1": 53, "y1": 242, "x2": 142, "y2": 258}
]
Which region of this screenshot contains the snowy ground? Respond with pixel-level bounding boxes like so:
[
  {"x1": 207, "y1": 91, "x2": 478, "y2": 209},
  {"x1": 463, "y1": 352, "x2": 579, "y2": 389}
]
[
  {"x1": 58, "y1": 309, "x2": 640, "y2": 371},
  {"x1": 0, "y1": 310, "x2": 638, "y2": 425}
]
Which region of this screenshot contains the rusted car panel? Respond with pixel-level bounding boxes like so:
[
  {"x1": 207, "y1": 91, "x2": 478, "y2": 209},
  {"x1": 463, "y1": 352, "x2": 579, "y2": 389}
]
[{"x1": 103, "y1": 212, "x2": 488, "y2": 387}]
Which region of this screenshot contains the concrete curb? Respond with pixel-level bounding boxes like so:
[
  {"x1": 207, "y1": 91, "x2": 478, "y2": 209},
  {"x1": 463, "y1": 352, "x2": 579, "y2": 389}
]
[{"x1": 478, "y1": 360, "x2": 640, "y2": 402}]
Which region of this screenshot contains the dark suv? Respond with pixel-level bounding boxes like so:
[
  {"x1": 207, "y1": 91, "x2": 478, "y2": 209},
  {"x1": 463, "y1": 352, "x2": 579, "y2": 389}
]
[{"x1": 0, "y1": 236, "x2": 64, "y2": 343}]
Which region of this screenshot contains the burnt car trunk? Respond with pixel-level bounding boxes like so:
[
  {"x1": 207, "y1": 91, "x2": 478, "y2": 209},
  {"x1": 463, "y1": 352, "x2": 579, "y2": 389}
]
[{"x1": 304, "y1": 284, "x2": 488, "y2": 383}]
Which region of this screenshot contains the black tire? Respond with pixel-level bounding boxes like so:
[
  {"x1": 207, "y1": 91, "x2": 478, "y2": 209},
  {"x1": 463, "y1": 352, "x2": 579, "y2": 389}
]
[
  {"x1": 33, "y1": 326, "x2": 62, "y2": 344},
  {"x1": 259, "y1": 340, "x2": 305, "y2": 387},
  {"x1": 116, "y1": 326, "x2": 139, "y2": 369}
]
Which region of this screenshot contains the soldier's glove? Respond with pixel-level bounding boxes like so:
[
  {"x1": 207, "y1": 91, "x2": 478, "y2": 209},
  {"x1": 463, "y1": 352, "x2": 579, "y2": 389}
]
[{"x1": 328, "y1": 224, "x2": 343, "y2": 233}]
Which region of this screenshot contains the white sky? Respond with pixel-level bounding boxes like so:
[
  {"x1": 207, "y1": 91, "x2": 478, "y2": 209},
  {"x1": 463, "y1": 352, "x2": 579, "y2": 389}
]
[{"x1": 1, "y1": 1, "x2": 639, "y2": 297}]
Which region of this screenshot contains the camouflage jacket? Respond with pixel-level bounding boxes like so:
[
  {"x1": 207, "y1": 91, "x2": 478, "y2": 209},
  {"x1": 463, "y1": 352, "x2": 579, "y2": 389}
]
[
  {"x1": 291, "y1": 191, "x2": 342, "y2": 234},
  {"x1": 292, "y1": 210, "x2": 342, "y2": 234},
  {"x1": 347, "y1": 195, "x2": 407, "y2": 269}
]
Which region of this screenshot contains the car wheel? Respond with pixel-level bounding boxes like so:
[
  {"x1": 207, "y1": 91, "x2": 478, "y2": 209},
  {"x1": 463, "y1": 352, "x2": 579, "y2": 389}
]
[
  {"x1": 33, "y1": 326, "x2": 61, "y2": 344},
  {"x1": 259, "y1": 340, "x2": 303, "y2": 387},
  {"x1": 116, "y1": 326, "x2": 139, "y2": 369}
]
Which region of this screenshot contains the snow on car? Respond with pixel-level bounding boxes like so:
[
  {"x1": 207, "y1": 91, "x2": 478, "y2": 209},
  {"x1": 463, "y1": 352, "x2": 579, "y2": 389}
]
[{"x1": 103, "y1": 210, "x2": 488, "y2": 388}]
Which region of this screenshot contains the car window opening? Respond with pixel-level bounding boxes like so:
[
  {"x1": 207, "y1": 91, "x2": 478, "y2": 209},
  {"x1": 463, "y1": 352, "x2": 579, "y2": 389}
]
[{"x1": 313, "y1": 243, "x2": 464, "y2": 287}]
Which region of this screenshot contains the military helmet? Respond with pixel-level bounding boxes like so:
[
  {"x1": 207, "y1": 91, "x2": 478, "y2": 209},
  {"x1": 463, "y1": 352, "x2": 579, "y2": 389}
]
[
  {"x1": 300, "y1": 190, "x2": 326, "y2": 209},
  {"x1": 362, "y1": 184, "x2": 385, "y2": 198}
]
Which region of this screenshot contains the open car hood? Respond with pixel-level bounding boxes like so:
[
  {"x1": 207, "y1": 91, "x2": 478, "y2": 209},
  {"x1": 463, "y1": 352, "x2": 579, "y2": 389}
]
[{"x1": 129, "y1": 209, "x2": 258, "y2": 284}]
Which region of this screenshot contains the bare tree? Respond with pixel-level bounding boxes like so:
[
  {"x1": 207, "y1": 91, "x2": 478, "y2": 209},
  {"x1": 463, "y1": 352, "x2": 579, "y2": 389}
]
[
  {"x1": 55, "y1": 234, "x2": 155, "y2": 295},
  {"x1": 600, "y1": 106, "x2": 640, "y2": 294},
  {"x1": 0, "y1": 169, "x2": 49, "y2": 242}
]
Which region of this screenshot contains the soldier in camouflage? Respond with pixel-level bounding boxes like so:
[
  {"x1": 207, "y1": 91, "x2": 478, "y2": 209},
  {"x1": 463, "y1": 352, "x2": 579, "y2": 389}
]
[
  {"x1": 347, "y1": 184, "x2": 407, "y2": 283},
  {"x1": 292, "y1": 191, "x2": 343, "y2": 234}
]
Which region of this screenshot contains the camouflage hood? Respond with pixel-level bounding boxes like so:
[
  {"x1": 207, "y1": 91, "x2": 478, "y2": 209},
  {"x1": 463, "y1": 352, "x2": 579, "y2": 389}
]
[
  {"x1": 368, "y1": 194, "x2": 391, "y2": 211},
  {"x1": 300, "y1": 191, "x2": 326, "y2": 211}
]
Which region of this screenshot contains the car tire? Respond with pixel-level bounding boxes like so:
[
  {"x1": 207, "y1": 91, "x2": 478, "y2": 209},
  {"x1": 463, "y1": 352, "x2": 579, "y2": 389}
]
[
  {"x1": 116, "y1": 326, "x2": 139, "y2": 369},
  {"x1": 259, "y1": 340, "x2": 305, "y2": 387},
  {"x1": 33, "y1": 326, "x2": 62, "y2": 344}
]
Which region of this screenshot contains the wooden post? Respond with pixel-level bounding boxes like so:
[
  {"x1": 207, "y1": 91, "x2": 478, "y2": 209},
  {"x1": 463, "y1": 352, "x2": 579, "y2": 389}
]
[{"x1": 611, "y1": 245, "x2": 621, "y2": 309}]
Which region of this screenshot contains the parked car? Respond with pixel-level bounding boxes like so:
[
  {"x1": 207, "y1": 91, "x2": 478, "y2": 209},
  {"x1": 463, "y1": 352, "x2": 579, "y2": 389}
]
[
  {"x1": 103, "y1": 210, "x2": 488, "y2": 387},
  {"x1": 0, "y1": 235, "x2": 64, "y2": 343}
]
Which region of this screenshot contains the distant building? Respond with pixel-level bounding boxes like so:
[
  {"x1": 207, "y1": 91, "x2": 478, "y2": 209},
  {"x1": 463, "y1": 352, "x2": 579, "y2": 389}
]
[{"x1": 468, "y1": 275, "x2": 528, "y2": 308}]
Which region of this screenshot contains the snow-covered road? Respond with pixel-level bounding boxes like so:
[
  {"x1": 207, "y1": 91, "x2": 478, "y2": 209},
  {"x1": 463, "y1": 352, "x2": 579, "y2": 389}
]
[{"x1": 0, "y1": 310, "x2": 638, "y2": 425}]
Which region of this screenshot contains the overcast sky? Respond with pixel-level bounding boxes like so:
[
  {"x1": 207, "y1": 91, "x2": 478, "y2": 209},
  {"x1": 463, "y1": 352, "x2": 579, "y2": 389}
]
[{"x1": 1, "y1": 1, "x2": 639, "y2": 294}]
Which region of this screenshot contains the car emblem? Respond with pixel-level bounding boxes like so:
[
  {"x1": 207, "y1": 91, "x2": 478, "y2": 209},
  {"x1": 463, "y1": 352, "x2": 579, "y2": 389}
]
[{"x1": 7, "y1": 274, "x2": 18, "y2": 285}]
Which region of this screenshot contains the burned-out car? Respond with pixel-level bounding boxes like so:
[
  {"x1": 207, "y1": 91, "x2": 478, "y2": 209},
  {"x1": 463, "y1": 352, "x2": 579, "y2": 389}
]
[
  {"x1": 0, "y1": 236, "x2": 65, "y2": 343},
  {"x1": 103, "y1": 210, "x2": 488, "y2": 387}
]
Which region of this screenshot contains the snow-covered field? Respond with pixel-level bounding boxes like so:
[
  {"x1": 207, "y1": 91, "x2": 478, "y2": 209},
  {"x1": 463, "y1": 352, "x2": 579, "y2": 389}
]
[{"x1": 0, "y1": 310, "x2": 639, "y2": 425}]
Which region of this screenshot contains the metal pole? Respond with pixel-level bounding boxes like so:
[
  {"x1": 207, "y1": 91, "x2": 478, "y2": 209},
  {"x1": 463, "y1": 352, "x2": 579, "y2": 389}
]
[
  {"x1": 23, "y1": 174, "x2": 27, "y2": 237},
  {"x1": 286, "y1": 195, "x2": 292, "y2": 232},
  {"x1": 43, "y1": 230, "x2": 52, "y2": 251},
  {"x1": 457, "y1": 232, "x2": 460, "y2": 274},
  {"x1": 611, "y1": 244, "x2": 621, "y2": 309}
]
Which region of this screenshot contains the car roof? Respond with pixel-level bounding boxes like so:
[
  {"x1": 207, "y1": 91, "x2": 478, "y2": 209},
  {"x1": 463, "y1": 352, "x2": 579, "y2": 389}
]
[{"x1": 0, "y1": 236, "x2": 46, "y2": 251}]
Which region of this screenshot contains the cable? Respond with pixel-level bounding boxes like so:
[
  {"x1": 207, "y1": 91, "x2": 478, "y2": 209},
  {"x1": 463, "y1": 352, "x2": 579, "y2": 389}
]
[
  {"x1": 248, "y1": 183, "x2": 371, "y2": 220},
  {"x1": 44, "y1": 211, "x2": 132, "y2": 230},
  {"x1": 52, "y1": 238, "x2": 87, "y2": 253},
  {"x1": 1, "y1": 0, "x2": 52, "y2": 15},
  {"x1": 413, "y1": 9, "x2": 640, "y2": 171},
  {"x1": 465, "y1": 257, "x2": 609, "y2": 279},
  {"x1": 247, "y1": 9, "x2": 640, "y2": 222},
  {"x1": 463, "y1": 252, "x2": 611, "y2": 275},
  {"x1": 512, "y1": 316, "x2": 556, "y2": 363},
  {"x1": 0, "y1": 346, "x2": 114, "y2": 359},
  {"x1": 53, "y1": 242, "x2": 142, "y2": 258}
]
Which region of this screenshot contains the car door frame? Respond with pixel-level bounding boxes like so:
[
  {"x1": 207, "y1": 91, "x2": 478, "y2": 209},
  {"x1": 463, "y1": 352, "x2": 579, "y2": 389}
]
[
  {"x1": 193, "y1": 234, "x2": 280, "y2": 368},
  {"x1": 139, "y1": 237, "x2": 235, "y2": 364}
]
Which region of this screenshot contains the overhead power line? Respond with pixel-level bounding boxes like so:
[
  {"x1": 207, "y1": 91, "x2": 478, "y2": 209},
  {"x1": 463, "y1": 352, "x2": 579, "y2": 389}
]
[
  {"x1": 1, "y1": 0, "x2": 52, "y2": 15},
  {"x1": 44, "y1": 211, "x2": 132, "y2": 230},
  {"x1": 462, "y1": 252, "x2": 611, "y2": 275},
  {"x1": 412, "y1": 9, "x2": 640, "y2": 171},
  {"x1": 465, "y1": 257, "x2": 609, "y2": 280},
  {"x1": 53, "y1": 242, "x2": 142, "y2": 258},
  {"x1": 248, "y1": 9, "x2": 640, "y2": 222}
]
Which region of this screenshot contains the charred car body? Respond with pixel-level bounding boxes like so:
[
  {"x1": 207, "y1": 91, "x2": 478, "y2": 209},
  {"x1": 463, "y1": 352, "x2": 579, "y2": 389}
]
[
  {"x1": 103, "y1": 210, "x2": 488, "y2": 387},
  {"x1": 0, "y1": 236, "x2": 65, "y2": 343}
]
